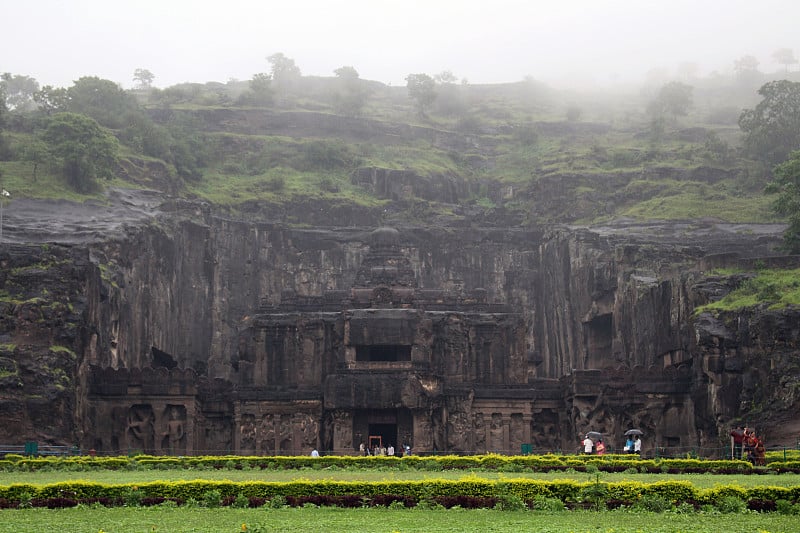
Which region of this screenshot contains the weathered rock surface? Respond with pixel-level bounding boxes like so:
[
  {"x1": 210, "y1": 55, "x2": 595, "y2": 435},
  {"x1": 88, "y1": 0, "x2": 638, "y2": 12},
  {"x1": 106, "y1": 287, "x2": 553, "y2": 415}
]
[{"x1": 0, "y1": 189, "x2": 797, "y2": 455}]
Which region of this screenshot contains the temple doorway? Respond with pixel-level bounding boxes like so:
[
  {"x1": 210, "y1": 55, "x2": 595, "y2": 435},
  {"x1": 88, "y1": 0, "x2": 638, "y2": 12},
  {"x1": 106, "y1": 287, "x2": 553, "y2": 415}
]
[
  {"x1": 368, "y1": 423, "x2": 397, "y2": 451},
  {"x1": 354, "y1": 408, "x2": 412, "y2": 452}
]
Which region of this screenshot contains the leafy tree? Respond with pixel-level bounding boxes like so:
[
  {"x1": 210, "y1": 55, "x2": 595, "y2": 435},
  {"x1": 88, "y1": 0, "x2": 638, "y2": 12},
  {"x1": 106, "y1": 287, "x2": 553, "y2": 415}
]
[
  {"x1": 772, "y1": 48, "x2": 798, "y2": 73},
  {"x1": 19, "y1": 138, "x2": 49, "y2": 181},
  {"x1": 766, "y1": 150, "x2": 800, "y2": 252},
  {"x1": 41, "y1": 112, "x2": 119, "y2": 191},
  {"x1": 333, "y1": 66, "x2": 359, "y2": 81},
  {"x1": 432, "y1": 70, "x2": 466, "y2": 117},
  {"x1": 434, "y1": 70, "x2": 458, "y2": 85},
  {"x1": 267, "y1": 53, "x2": 301, "y2": 84},
  {"x1": 240, "y1": 73, "x2": 273, "y2": 106},
  {"x1": 67, "y1": 76, "x2": 139, "y2": 129},
  {"x1": 647, "y1": 81, "x2": 692, "y2": 120},
  {"x1": 733, "y1": 55, "x2": 761, "y2": 86},
  {"x1": 119, "y1": 111, "x2": 171, "y2": 160},
  {"x1": 133, "y1": 68, "x2": 155, "y2": 89},
  {"x1": 33, "y1": 85, "x2": 68, "y2": 115},
  {"x1": 405, "y1": 73, "x2": 437, "y2": 116},
  {"x1": 1, "y1": 73, "x2": 40, "y2": 111},
  {"x1": 739, "y1": 80, "x2": 800, "y2": 164},
  {"x1": 332, "y1": 66, "x2": 367, "y2": 117}
]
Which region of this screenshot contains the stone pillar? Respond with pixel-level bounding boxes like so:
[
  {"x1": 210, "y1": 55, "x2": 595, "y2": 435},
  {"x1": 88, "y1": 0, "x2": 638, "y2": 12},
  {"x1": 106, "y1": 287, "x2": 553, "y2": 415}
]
[
  {"x1": 502, "y1": 415, "x2": 511, "y2": 454},
  {"x1": 233, "y1": 404, "x2": 243, "y2": 453},
  {"x1": 523, "y1": 415, "x2": 532, "y2": 447},
  {"x1": 185, "y1": 402, "x2": 198, "y2": 455}
]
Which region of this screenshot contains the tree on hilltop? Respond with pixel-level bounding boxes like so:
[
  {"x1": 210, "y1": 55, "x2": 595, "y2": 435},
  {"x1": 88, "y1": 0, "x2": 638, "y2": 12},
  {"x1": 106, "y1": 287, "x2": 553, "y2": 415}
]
[
  {"x1": 41, "y1": 112, "x2": 119, "y2": 192},
  {"x1": 772, "y1": 48, "x2": 798, "y2": 74},
  {"x1": 267, "y1": 53, "x2": 301, "y2": 84},
  {"x1": 333, "y1": 66, "x2": 367, "y2": 117},
  {"x1": 133, "y1": 68, "x2": 155, "y2": 89},
  {"x1": 739, "y1": 80, "x2": 800, "y2": 164},
  {"x1": 647, "y1": 81, "x2": 693, "y2": 121},
  {"x1": 1, "y1": 73, "x2": 40, "y2": 111},
  {"x1": 33, "y1": 85, "x2": 68, "y2": 115},
  {"x1": 767, "y1": 150, "x2": 800, "y2": 252},
  {"x1": 405, "y1": 73, "x2": 436, "y2": 117}
]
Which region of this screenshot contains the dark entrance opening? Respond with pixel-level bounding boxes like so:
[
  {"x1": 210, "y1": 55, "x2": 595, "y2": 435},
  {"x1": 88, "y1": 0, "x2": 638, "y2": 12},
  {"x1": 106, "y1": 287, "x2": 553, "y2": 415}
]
[
  {"x1": 368, "y1": 423, "x2": 398, "y2": 451},
  {"x1": 355, "y1": 345, "x2": 411, "y2": 362}
]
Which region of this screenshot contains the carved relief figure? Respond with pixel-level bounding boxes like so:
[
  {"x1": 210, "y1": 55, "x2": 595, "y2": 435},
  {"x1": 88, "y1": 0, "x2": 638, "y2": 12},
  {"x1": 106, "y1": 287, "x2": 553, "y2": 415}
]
[
  {"x1": 279, "y1": 414, "x2": 293, "y2": 452},
  {"x1": 127, "y1": 404, "x2": 155, "y2": 454},
  {"x1": 473, "y1": 413, "x2": 486, "y2": 452},
  {"x1": 298, "y1": 413, "x2": 318, "y2": 449},
  {"x1": 332, "y1": 410, "x2": 352, "y2": 450},
  {"x1": 414, "y1": 411, "x2": 433, "y2": 451},
  {"x1": 162, "y1": 405, "x2": 186, "y2": 454},
  {"x1": 509, "y1": 413, "x2": 524, "y2": 452},
  {"x1": 240, "y1": 414, "x2": 257, "y2": 452},
  {"x1": 489, "y1": 413, "x2": 504, "y2": 452},
  {"x1": 447, "y1": 410, "x2": 471, "y2": 451},
  {"x1": 260, "y1": 414, "x2": 275, "y2": 455}
]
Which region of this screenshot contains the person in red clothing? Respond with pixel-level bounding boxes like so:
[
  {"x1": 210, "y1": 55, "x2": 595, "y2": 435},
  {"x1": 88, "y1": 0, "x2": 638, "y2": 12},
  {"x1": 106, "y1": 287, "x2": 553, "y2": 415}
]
[
  {"x1": 730, "y1": 426, "x2": 745, "y2": 460},
  {"x1": 595, "y1": 439, "x2": 606, "y2": 455}
]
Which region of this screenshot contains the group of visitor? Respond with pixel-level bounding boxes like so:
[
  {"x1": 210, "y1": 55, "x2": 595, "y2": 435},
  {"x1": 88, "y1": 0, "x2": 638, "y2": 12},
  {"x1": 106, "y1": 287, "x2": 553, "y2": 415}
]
[
  {"x1": 730, "y1": 426, "x2": 765, "y2": 465},
  {"x1": 358, "y1": 442, "x2": 401, "y2": 456},
  {"x1": 623, "y1": 435, "x2": 642, "y2": 454},
  {"x1": 580, "y1": 434, "x2": 641, "y2": 455}
]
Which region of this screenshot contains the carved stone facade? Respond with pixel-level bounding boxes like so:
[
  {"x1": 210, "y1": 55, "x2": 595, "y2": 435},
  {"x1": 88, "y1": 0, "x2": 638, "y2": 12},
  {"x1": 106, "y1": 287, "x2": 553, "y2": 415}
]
[{"x1": 84, "y1": 228, "x2": 698, "y2": 455}]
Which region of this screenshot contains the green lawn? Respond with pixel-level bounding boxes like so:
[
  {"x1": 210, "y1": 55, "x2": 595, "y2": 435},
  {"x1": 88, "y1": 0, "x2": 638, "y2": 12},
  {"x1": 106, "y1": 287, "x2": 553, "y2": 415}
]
[
  {"x1": 2, "y1": 468, "x2": 799, "y2": 489},
  {"x1": 0, "y1": 506, "x2": 797, "y2": 533}
]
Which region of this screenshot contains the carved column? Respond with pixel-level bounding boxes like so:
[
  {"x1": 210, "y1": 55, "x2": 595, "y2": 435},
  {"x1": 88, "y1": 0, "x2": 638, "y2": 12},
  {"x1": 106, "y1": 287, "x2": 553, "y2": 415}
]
[
  {"x1": 502, "y1": 415, "x2": 511, "y2": 454},
  {"x1": 233, "y1": 404, "x2": 243, "y2": 453},
  {"x1": 523, "y1": 415, "x2": 532, "y2": 447}
]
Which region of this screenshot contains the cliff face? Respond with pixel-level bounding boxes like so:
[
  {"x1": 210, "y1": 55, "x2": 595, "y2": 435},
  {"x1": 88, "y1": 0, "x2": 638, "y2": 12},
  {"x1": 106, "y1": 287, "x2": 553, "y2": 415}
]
[{"x1": 0, "y1": 196, "x2": 797, "y2": 449}]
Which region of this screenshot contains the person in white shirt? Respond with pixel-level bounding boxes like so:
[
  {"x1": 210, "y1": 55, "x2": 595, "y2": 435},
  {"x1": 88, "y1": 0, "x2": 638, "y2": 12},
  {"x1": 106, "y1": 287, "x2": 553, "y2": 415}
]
[
  {"x1": 582, "y1": 435, "x2": 593, "y2": 454},
  {"x1": 387, "y1": 444, "x2": 395, "y2": 456},
  {"x1": 311, "y1": 449, "x2": 319, "y2": 457},
  {"x1": 634, "y1": 436, "x2": 642, "y2": 454}
]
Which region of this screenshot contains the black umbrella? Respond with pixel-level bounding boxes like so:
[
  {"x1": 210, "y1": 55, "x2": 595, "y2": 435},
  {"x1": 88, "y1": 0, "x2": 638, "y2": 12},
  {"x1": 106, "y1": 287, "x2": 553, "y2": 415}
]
[
  {"x1": 625, "y1": 429, "x2": 643, "y2": 436},
  {"x1": 586, "y1": 431, "x2": 602, "y2": 440}
]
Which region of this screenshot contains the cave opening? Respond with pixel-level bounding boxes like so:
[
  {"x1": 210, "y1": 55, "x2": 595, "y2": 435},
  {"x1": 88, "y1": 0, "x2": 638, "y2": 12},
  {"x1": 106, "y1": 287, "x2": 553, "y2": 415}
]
[
  {"x1": 151, "y1": 346, "x2": 178, "y2": 369},
  {"x1": 355, "y1": 345, "x2": 412, "y2": 362}
]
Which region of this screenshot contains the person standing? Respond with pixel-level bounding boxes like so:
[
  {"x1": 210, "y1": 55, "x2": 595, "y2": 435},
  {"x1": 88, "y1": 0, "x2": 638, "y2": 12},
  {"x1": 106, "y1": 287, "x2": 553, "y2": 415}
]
[
  {"x1": 387, "y1": 444, "x2": 395, "y2": 456},
  {"x1": 595, "y1": 439, "x2": 606, "y2": 455},
  {"x1": 730, "y1": 427, "x2": 745, "y2": 460},
  {"x1": 624, "y1": 436, "x2": 635, "y2": 454},
  {"x1": 582, "y1": 435, "x2": 593, "y2": 454},
  {"x1": 634, "y1": 436, "x2": 642, "y2": 454}
]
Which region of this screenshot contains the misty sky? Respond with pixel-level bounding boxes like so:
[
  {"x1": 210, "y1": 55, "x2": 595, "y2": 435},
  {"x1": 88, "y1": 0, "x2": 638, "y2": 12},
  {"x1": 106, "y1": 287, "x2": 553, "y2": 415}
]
[{"x1": 3, "y1": 0, "x2": 799, "y2": 89}]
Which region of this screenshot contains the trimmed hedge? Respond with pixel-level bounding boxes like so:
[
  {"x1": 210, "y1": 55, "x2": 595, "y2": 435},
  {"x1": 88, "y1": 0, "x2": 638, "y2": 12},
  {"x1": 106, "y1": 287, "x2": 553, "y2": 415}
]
[
  {"x1": 0, "y1": 453, "x2": 767, "y2": 474},
  {"x1": 0, "y1": 478, "x2": 798, "y2": 511}
]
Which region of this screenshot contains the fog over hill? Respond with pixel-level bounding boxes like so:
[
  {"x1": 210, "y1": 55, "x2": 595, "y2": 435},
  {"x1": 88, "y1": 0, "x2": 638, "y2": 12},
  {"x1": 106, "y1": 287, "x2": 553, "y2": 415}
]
[{"x1": 3, "y1": 0, "x2": 799, "y2": 89}]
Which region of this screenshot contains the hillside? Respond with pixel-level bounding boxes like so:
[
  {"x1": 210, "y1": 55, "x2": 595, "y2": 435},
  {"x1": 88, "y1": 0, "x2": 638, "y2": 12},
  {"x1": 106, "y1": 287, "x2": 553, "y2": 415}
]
[
  {"x1": 0, "y1": 73, "x2": 791, "y2": 228},
  {"x1": 0, "y1": 72, "x2": 799, "y2": 456}
]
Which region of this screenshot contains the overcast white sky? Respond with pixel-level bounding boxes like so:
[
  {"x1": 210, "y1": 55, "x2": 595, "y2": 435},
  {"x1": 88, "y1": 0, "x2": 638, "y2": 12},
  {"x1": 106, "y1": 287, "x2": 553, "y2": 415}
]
[{"x1": 3, "y1": 0, "x2": 799, "y2": 89}]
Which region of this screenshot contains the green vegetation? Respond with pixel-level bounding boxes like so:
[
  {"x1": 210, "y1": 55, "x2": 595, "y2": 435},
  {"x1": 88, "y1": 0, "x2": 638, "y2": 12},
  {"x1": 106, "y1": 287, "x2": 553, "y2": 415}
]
[
  {"x1": 1, "y1": 65, "x2": 797, "y2": 225},
  {"x1": 0, "y1": 507, "x2": 797, "y2": 533},
  {"x1": 697, "y1": 268, "x2": 800, "y2": 313},
  {"x1": 0, "y1": 456, "x2": 798, "y2": 531},
  {"x1": 767, "y1": 150, "x2": 800, "y2": 252}
]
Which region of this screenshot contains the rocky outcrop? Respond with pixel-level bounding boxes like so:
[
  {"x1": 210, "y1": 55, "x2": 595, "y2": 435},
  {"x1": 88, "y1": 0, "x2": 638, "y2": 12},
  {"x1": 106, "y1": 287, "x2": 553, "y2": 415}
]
[{"x1": 0, "y1": 191, "x2": 797, "y2": 453}]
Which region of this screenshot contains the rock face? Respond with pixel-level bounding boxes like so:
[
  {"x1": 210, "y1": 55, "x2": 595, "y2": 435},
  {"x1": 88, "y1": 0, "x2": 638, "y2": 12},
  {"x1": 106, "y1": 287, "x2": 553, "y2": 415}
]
[{"x1": 0, "y1": 192, "x2": 797, "y2": 456}]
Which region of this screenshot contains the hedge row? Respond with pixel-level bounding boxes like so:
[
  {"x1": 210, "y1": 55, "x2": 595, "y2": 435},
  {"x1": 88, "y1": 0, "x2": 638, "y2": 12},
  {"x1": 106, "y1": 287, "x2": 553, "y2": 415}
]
[
  {"x1": 0, "y1": 454, "x2": 776, "y2": 474},
  {"x1": 0, "y1": 479, "x2": 799, "y2": 511}
]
